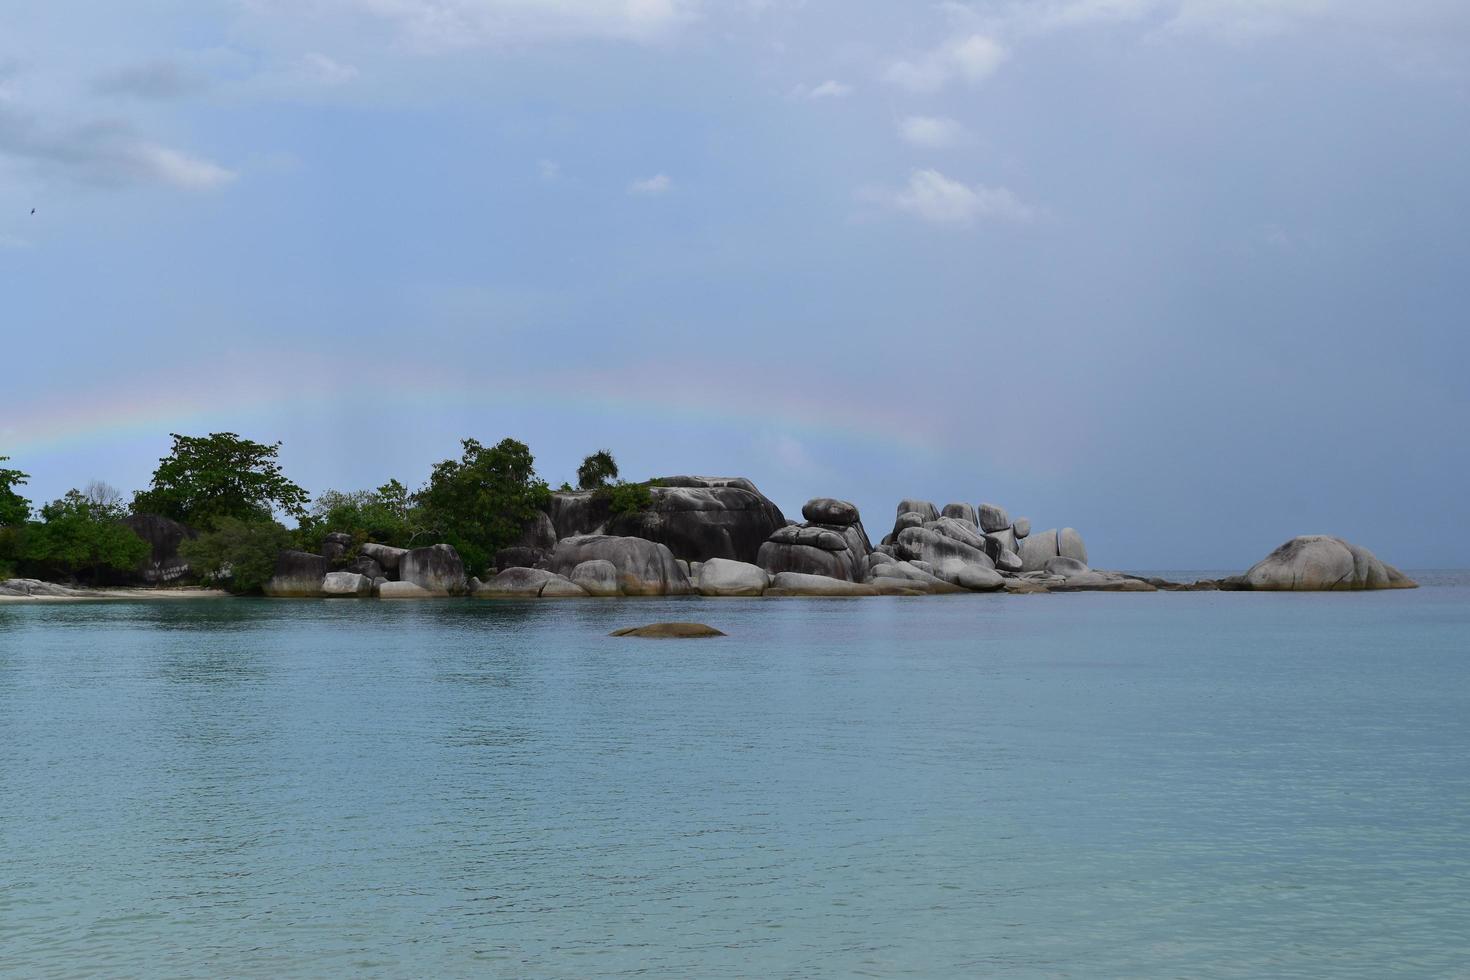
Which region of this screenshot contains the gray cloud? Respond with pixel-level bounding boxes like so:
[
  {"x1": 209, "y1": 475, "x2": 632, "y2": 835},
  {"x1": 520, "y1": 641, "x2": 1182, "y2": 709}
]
[
  {"x1": 92, "y1": 60, "x2": 207, "y2": 100},
  {"x1": 0, "y1": 105, "x2": 234, "y2": 189}
]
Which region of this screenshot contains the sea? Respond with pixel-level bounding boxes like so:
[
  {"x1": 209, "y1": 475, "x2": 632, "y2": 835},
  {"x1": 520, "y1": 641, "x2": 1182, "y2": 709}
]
[{"x1": 2, "y1": 573, "x2": 1468, "y2": 978}]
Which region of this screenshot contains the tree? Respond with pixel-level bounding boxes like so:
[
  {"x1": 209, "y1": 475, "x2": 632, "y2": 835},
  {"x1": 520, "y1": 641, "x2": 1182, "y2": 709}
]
[
  {"x1": 133, "y1": 432, "x2": 310, "y2": 528},
  {"x1": 23, "y1": 489, "x2": 149, "y2": 584},
  {"x1": 577, "y1": 449, "x2": 620, "y2": 490},
  {"x1": 418, "y1": 437, "x2": 551, "y2": 574},
  {"x1": 0, "y1": 457, "x2": 30, "y2": 527},
  {"x1": 179, "y1": 517, "x2": 294, "y2": 595},
  {"x1": 301, "y1": 479, "x2": 421, "y2": 551}
]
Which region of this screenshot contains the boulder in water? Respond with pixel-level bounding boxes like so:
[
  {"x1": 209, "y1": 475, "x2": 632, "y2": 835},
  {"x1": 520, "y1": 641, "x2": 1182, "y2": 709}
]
[
  {"x1": 697, "y1": 558, "x2": 769, "y2": 597},
  {"x1": 1241, "y1": 536, "x2": 1417, "y2": 591},
  {"x1": 264, "y1": 551, "x2": 329, "y2": 597},
  {"x1": 610, "y1": 622, "x2": 727, "y2": 638},
  {"x1": 399, "y1": 544, "x2": 467, "y2": 595}
]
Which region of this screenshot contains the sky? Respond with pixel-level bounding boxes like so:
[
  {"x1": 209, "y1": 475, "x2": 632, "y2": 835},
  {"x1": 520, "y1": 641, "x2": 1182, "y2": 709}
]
[{"x1": 2, "y1": 0, "x2": 1468, "y2": 569}]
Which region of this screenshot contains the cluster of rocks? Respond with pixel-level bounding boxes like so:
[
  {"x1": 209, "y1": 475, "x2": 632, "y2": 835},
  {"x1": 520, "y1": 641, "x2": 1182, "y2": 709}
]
[{"x1": 252, "y1": 473, "x2": 1417, "y2": 600}]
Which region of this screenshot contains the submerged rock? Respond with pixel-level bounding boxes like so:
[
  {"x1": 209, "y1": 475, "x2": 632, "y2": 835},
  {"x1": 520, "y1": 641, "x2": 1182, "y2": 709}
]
[
  {"x1": 1240, "y1": 536, "x2": 1417, "y2": 591},
  {"x1": 610, "y1": 622, "x2": 726, "y2": 638}
]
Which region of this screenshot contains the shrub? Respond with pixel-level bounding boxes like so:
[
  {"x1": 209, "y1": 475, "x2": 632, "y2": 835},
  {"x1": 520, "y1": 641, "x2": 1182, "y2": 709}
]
[{"x1": 179, "y1": 517, "x2": 294, "y2": 595}]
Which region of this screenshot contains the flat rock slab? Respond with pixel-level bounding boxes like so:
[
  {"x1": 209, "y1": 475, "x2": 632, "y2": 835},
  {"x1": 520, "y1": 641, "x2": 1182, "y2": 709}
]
[{"x1": 610, "y1": 622, "x2": 727, "y2": 638}]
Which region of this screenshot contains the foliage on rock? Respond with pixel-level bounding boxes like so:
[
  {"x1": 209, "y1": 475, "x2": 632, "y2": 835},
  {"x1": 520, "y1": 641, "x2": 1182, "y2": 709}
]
[
  {"x1": 576, "y1": 449, "x2": 620, "y2": 491},
  {"x1": 132, "y1": 432, "x2": 310, "y2": 529},
  {"x1": 0, "y1": 456, "x2": 30, "y2": 528},
  {"x1": 178, "y1": 517, "x2": 295, "y2": 595},
  {"x1": 20, "y1": 487, "x2": 149, "y2": 584},
  {"x1": 417, "y1": 437, "x2": 551, "y2": 575},
  {"x1": 300, "y1": 479, "x2": 421, "y2": 552}
]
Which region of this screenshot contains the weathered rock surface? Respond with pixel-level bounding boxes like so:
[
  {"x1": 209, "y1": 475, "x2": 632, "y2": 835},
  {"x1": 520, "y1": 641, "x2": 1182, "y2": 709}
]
[
  {"x1": 321, "y1": 571, "x2": 373, "y2": 597},
  {"x1": 347, "y1": 555, "x2": 383, "y2": 580},
  {"x1": 697, "y1": 558, "x2": 769, "y2": 597},
  {"x1": 941, "y1": 502, "x2": 977, "y2": 525},
  {"x1": 1012, "y1": 517, "x2": 1032, "y2": 539},
  {"x1": 378, "y1": 581, "x2": 433, "y2": 599},
  {"x1": 546, "y1": 535, "x2": 692, "y2": 596},
  {"x1": 1058, "y1": 527, "x2": 1088, "y2": 564},
  {"x1": 953, "y1": 564, "x2": 1005, "y2": 592},
  {"x1": 978, "y1": 503, "x2": 1011, "y2": 533},
  {"x1": 802, "y1": 498, "x2": 860, "y2": 526},
  {"x1": 1019, "y1": 529, "x2": 1059, "y2": 572},
  {"x1": 121, "y1": 513, "x2": 196, "y2": 584},
  {"x1": 399, "y1": 544, "x2": 467, "y2": 595},
  {"x1": 359, "y1": 543, "x2": 408, "y2": 575},
  {"x1": 474, "y1": 567, "x2": 559, "y2": 598},
  {"x1": 610, "y1": 622, "x2": 726, "y2": 638},
  {"x1": 551, "y1": 477, "x2": 787, "y2": 565},
  {"x1": 0, "y1": 578, "x2": 90, "y2": 598},
  {"x1": 264, "y1": 551, "x2": 329, "y2": 597},
  {"x1": 1045, "y1": 555, "x2": 1091, "y2": 577},
  {"x1": 896, "y1": 499, "x2": 939, "y2": 523},
  {"x1": 321, "y1": 532, "x2": 354, "y2": 561},
  {"x1": 865, "y1": 560, "x2": 965, "y2": 594},
  {"x1": 758, "y1": 502, "x2": 872, "y2": 582},
  {"x1": 766, "y1": 572, "x2": 880, "y2": 597},
  {"x1": 493, "y1": 546, "x2": 544, "y2": 571},
  {"x1": 994, "y1": 548, "x2": 1024, "y2": 574},
  {"x1": 570, "y1": 559, "x2": 621, "y2": 597},
  {"x1": 925, "y1": 517, "x2": 989, "y2": 552},
  {"x1": 539, "y1": 575, "x2": 590, "y2": 598},
  {"x1": 1240, "y1": 536, "x2": 1417, "y2": 591}
]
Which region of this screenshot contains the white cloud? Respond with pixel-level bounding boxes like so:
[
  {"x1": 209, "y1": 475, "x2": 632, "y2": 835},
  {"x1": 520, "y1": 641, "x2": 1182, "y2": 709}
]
[
  {"x1": 793, "y1": 79, "x2": 852, "y2": 100},
  {"x1": 884, "y1": 33, "x2": 1007, "y2": 93},
  {"x1": 628, "y1": 173, "x2": 672, "y2": 195},
  {"x1": 872, "y1": 168, "x2": 1033, "y2": 226},
  {"x1": 291, "y1": 0, "x2": 696, "y2": 50},
  {"x1": 899, "y1": 115, "x2": 968, "y2": 148},
  {"x1": 298, "y1": 53, "x2": 360, "y2": 86},
  {"x1": 0, "y1": 105, "x2": 236, "y2": 191}
]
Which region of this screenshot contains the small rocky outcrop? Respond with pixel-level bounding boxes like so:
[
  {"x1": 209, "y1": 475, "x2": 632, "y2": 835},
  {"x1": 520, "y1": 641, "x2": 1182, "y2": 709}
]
[
  {"x1": 546, "y1": 535, "x2": 692, "y2": 596},
  {"x1": 0, "y1": 578, "x2": 91, "y2": 598},
  {"x1": 610, "y1": 622, "x2": 726, "y2": 638},
  {"x1": 264, "y1": 551, "x2": 330, "y2": 597},
  {"x1": 399, "y1": 544, "x2": 467, "y2": 595},
  {"x1": 1237, "y1": 536, "x2": 1417, "y2": 591},
  {"x1": 121, "y1": 513, "x2": 197, "y2": 584},
  {"x1": 757, "y1": 498, "x2": 871, "y2": 582},
  {"x1": 978, "y1": 503, "x2": 1011, "y2": 533},
  {"x1": 941, "y1": 502, "x2": 977, "y2": 524},
  {"x1": 697, "y1": 558, "x2": 769, "y2": 597},
  {"x1": 474, "y1": 567, "x2": 562, "y2": 598},
  {"x1": 766, "y1": 572, "x2": 880, "y2": 597}
]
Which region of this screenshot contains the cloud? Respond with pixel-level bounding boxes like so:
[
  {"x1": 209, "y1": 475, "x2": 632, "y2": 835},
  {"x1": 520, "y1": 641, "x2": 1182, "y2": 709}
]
[
  {"x1": 883, "y1": 33, "x2": 1008, "y2": 93},
  {"x1": 296, "y1": 53, "x2": 359, "y2": 86},
  {"x1": 279, "y1": 0, "x2": 697, "y2": 50},
  {"x1": 92, "y1": 61, "x2": 207, "y2": 100},
  {"x1": 0, "y1": 105, "x2": 236, "y2": 190},
  {"x1": 898, "y1": 115, "x2": 968, "y2": 148},
  {"x1": 628, "y1": 173, "x2": 672, "y2": 195},
  {"x1": 793, "y1": 79, "x2": 853, "y2": 100},
  {"x1": 538, "y1": 159, "x2": 561, "y2": 181},
  {"x1": 870, "y1": 168, "x2": 1033, "y2": 226}
]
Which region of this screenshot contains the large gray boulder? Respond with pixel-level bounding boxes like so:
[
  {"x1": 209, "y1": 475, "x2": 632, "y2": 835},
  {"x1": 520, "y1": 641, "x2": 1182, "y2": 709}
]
[
  {"x1": 1058, "y1": 527, "x2": 1088, "y2": 564},
  {"x1": 321, "y1": 532, "x2": 354, "y2": 561},
  {"x1": 399, "y1": 544, "x2": 467, "y2": 595},
  {"x1": 896, "y1": 499, "x2": 939, "y2": 523},
  {"x1": 925, "y1": 517, "x2": 988, "y2": 552},
  {"x1": 1019, "y1": 529, "x2": 1059, "y2": 572},
  {"x1": 550, "y1": 477, "x2": 787, "y2": 565},
  {"x1": 263, "y1": 551, "x2": 329, "y2": 597},
  {"x1": 546, "y1": 535, "x2": 693, "y2": 596},
  {"x1": 570, "y1": 559, "x2": 621, "y2": 597},
  {"x1": 953, "y1": 564, "x2": 1005, "y2": 592},
  {"x1": 1012, "y1": 517, "x2": 1032, "y2": 539},
  {"x1": 864, "y1": 560, "x2": 964, "y2": 594},
  {"x1": 0, "y1": 578, "x2": 89, "y2": 598},
  {"x1": 801, "y1": 498, "x2": 860, "y2": 526},
  {"x1": 359, "y1": 543, "x2": 408, "y2": 576},
  {"x1": 1240, "y1": 536, "x2": 1417, "y2": 591},
  {"x1": 758, "y1": 516, "x2": 871, "y2": 582},
  {"x1": 474, "y1": 567, "x2": 560, "y2": 598},
  {"x1": 321, "y1": 571, "x2": 373, "y2": 597},
  {"x1": 539, "y1": 575, "x2": 589, "y2": 598},
  {"x1": 941, "y1": 502, "x2": 977, "y2": 525},
  {"x1": 697, "y1": 558, "x2": 769, "y2": 597},
  {"x1": 978, "y1": 503, "x2": 1011, "y2": 533},
  {"x1": 120, "y1": 513, "x2": 196, "y2": 584},
  {"x1": 347, "y1": 555, "x2": 383, "y2": 580},
  {"x1": 379, "y1": 581, "x2": 433, "y2": 599},
  {"x1": 895, "y1": 526, "x2": 994, "y2": 571}
]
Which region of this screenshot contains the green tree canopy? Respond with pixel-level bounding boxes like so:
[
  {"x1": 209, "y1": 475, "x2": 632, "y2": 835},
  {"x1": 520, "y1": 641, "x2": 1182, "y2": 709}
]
[
  {"x1": 178, "y1": 517, "x2": 294, "y2": 595},
  {"x1": 576, "y1": 449, "x2": 620, "y2": 490},
  {"x1": 419, "y1": 437, "x2": 550, "y2": 574},
  {"x1": 132, "y1": 432, "x2": 309, "y2": 528},
  {"x1": 301, "y1": 479, "x2": 421, "y2": 551},
  {"x1": 0, "y1": 457, "x2": 30, "y2": 527},
  {"x1": 23, "y1": 487, "x2": 149, "y2": 584}
]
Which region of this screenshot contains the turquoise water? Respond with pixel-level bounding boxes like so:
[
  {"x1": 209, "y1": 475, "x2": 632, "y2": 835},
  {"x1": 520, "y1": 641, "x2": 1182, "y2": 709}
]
[{"x1": 2, "y1": 579, "x2": 1468, "y2": 978}]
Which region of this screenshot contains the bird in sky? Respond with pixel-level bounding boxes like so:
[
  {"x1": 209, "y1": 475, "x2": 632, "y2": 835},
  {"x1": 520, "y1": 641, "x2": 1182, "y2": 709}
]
[{"x1": 30, "y1": 208, "x2": 35, "y2": 215}]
